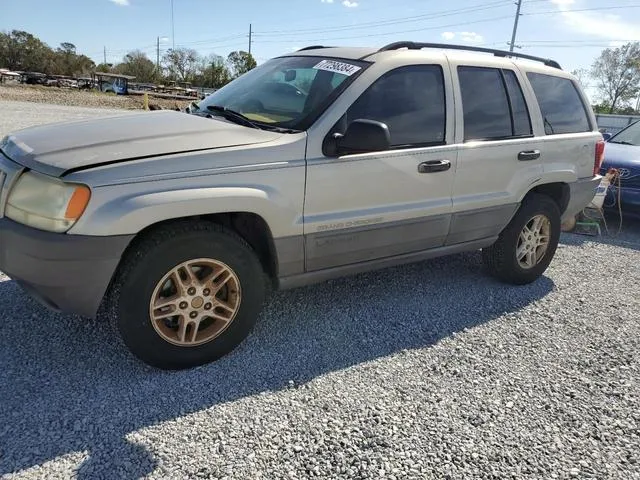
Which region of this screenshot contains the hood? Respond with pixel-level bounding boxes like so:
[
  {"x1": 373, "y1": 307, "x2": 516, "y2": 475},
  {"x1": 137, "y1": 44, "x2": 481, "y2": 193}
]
[
  {"x1": 602, "y1": 141, "x2": 640, "y2": 170},
  {"x1": 0, "y1": 110, "x2": 281, "y2": 177}
]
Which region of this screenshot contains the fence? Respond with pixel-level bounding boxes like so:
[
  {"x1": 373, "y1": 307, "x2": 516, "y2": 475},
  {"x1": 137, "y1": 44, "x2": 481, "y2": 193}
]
[{"x1": 595, "y1": 113, "x2": 640, "y2": 135}]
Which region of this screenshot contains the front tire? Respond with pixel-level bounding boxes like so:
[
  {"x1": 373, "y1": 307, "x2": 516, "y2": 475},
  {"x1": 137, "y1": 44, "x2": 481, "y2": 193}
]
[
  {"x1": 483, "y1": 193, "x2": 561, "y2": 285},
  {"x1": 111, "y1": 222, "x2": 266, "y2": 370}
]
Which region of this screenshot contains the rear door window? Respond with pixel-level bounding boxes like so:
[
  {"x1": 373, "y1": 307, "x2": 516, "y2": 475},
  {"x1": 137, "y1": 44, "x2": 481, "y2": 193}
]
[
  {"x1": 458, "y1": 66, "x2": 513, "y2": 141},
  {"x1": 503, "y1": 70, "x2": 532, "y2": 136},
  {"x1": 526, "y1": 72, "x2": 591, "y2": 134}
]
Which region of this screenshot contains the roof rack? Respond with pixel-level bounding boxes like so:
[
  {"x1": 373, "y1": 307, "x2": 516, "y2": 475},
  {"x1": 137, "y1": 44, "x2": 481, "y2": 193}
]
[
  {"x1": 297, "y1": 45, "x2": 332, "y2": 51},
  {"x1": 377, "y1": 41, "x2": 562, "y2": 69}
]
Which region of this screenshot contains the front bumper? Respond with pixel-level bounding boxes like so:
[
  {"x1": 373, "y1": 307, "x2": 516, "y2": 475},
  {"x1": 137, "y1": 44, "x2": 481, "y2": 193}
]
[
  {"x1": 0, "y1": 218, "x2": 133, "y2": 318},
  {"x1": 562, "y1": 175, "x2": 602, "y2": 222}
]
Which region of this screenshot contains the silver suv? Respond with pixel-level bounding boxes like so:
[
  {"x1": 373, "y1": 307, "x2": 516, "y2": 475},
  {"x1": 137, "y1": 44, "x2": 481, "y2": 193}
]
[{"x1": 0, "y1": 42, "x2": 603, "y2": 369}]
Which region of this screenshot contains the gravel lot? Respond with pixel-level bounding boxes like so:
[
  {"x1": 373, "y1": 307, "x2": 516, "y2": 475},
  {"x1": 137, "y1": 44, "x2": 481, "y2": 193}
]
[
  {"x1": 0, "y1": 84, "x2": 191, "y2": 111},
  {"x1": 0, "y1": 101, "x2": 639, "y2": 480}
]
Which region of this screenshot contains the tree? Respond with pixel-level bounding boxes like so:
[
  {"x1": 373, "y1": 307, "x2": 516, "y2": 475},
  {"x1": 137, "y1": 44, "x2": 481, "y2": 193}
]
[
  {"x1": 0, "y1": 30, "x2": 55, "y2": 72},
  {"x1": 591, "y1": 42, "x2": 640, "y2": 113},
  {"x1": 162, "y1": 47, "x2": 200, "y2": 82},
  {"x1": 95, "y1": 63, "x2": 112, "y2": 73},
  {"x1": 192, "y1": 54, "x2": 231, "y2": 88},
  {"x1": 114, "y1": 50, "x2": 157, "y2": 83},
  {"x1": 571, "y1": 68, "x2": 590, "y2": 89},
  {"x1": 226, "y1": 50, "x2": 256, "y2": 78},
  {"x1": 54, "y1": 42, "x2": 94, "y2": 76}
]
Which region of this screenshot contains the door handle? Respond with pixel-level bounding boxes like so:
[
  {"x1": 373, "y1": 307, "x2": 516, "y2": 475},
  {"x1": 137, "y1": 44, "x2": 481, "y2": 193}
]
[
  {"x1": 518, "y1": 150, "x2": 541, "y2": 161},
  {"x1": 418, "y1": 159, "x2": 451, "y2": 173}
]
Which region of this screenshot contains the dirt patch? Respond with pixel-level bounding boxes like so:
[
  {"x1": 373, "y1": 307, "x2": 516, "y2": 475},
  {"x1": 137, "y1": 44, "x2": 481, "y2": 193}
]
[{"x1": 0, "y1": 84, "x2": 192, "y2": 111}]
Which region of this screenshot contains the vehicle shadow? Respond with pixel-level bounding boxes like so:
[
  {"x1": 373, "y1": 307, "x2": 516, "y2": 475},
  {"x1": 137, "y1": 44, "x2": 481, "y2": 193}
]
[
  {"x1": 0, "y1": 252, "x2": 555, "y2": 478},
  {"x1": 560, "y1": 213, "x2": 640, "y2": 252}
]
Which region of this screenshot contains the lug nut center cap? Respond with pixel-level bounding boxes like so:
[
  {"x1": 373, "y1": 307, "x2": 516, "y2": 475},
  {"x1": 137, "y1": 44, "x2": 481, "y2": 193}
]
[{"x1": 191, "y1": 297, "x2": 204, "y2": 309}]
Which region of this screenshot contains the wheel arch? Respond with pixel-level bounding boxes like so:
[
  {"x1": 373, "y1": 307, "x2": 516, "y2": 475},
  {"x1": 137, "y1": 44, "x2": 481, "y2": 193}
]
[
  {"x1": 522, "y1": 182, "x2": 570, "y2": 215},
  {"x1": 119, "y1": 212, "x2": 280, "y2": 283}
]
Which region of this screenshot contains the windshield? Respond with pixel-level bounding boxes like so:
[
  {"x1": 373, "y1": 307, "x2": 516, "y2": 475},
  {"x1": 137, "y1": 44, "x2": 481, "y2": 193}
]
[
  {"x1": 196, "y1": 56, "x2": 367, "y2": 130},
  {"x1": 609, "y1": 120, "x2": 640, "y2": 146}
]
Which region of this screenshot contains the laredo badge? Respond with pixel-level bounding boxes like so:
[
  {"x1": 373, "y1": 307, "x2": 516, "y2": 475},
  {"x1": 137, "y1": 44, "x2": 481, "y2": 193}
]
[{"x1": 313, "y1": 59, "x2": 361, "y2": 76}]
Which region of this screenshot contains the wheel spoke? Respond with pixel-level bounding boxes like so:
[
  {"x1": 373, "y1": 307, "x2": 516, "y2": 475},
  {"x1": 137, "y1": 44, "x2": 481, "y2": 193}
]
[
  {"x1": 531, "y1": 215, "x2": 543, "y2": 233},
  {"x1": 216, "y1": 299, "x2": 235, "y2": 313},
  {"x1": 189, "y1": 320, "x2": 199, "y2": 343},
  {"x1": 178, "y1": 264, "x2": 198, "y2": 287},
  {"x1": 519, "y1": 231, "x2": 528, "y2": 244},
  {"x1": 177, "y1": 318, "x2": 194, "y2": 343},
  {"x1": 525, "y1": 250, "x2": 535, "y2": 268},
  {"x1": 209, "y1": 311, "x2": 232, "y2": 325},
  {"x1": 212, "y1": 271, "x2": 233, "y2": 295},
  {"x1": 516, "y1": 243, "x2": 528, "y2": 261}
]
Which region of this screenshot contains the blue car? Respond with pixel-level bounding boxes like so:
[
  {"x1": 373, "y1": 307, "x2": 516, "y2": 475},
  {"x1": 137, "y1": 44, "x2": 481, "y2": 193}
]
[{"x1": 601, "y1": 121, "x2": 640, "y2": 218}]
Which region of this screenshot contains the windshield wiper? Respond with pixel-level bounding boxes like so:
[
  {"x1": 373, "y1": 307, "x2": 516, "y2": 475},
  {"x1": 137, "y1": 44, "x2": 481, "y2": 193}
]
[
  {"x1": 206, "y1": 105, "x2": 259, "y2": 129},
  {"x1": 609, "y1": 140, "x2": 636, "y2": 146}
]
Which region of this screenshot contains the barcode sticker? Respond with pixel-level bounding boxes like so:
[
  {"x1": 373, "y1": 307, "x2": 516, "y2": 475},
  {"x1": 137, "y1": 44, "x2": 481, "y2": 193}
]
[{"x1": 313, "y1": 59, "x2": 361, "y2": 76}]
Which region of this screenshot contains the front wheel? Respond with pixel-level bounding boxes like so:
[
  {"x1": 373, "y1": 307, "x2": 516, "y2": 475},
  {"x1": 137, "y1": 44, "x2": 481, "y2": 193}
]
[
  {"x1": 482, "y1": 193, "x2": 561, "y2": 285},
  {"x1": 111, "y1": 222, "x2": 266, "y2": 370}
]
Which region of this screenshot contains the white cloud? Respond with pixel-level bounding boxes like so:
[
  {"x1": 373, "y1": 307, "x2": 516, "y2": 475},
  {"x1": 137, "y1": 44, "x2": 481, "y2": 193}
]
[
  {"x1": 552, "y1": 0, "x2": 640, "y2": 41},
  {"x1": 342, "y1": 0, "x2": 358, "y2": 7},
  {"x1": 440, "y1": 31, "x2": 483, "y2": 43},
  {"x1": 320, "y1": 0, "x2": 334, "y2": 3},
  {"x1": 109, "y1": 0, "x2": 129, "y2": 5},
  {"x1": 460, "y1": 31, "x2": 483, "y2": 43}
]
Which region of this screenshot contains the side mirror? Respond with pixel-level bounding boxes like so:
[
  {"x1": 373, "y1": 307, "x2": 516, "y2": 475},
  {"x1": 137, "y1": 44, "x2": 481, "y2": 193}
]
[
  {"x1": 602, "y1": 132, "x2": 612, "y2": 141},
  {"x1": 334, "y1": 119, "x2": 391, "y2": 156}
]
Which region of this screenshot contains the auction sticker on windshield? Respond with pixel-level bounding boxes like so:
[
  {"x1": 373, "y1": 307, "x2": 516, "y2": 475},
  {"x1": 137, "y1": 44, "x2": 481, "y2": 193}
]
[{"x1": 313, "y1": 59, "x2": 361, "y2": 76}]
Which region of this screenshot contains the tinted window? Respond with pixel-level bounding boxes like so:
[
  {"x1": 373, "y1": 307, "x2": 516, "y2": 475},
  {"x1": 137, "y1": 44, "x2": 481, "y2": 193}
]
[
  {"x1": 458, "y1": 66, "x2": 512, "y2": 140},
  {"x1": 345, "y1": 65, "x2": 446, "y2": 147},
  {"x1": 527, "y1": 72, "x2": 590, "y2": 134},
  {"x1": 503, "y1": 70, "x2": 532, "y2": 136}
]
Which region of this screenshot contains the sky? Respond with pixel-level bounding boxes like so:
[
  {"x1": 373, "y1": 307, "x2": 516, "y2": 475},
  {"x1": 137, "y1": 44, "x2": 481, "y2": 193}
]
[{"x1": 3, "y1": 0, "x2": 640, "y2": 100}]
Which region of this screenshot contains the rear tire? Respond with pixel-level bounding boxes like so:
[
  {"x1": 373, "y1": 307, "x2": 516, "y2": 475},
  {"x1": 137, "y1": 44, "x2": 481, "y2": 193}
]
[
  {"x1": 483, "y1": 193, "x2": 561, "y2": 285},
  {"x1": 111, "y1": 221, "x2": 266, "y2": 370}
]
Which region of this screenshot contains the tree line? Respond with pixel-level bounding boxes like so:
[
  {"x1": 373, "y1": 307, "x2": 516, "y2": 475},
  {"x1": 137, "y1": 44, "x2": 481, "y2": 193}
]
[
  {"x1": 0, "y1": 30, "x2": 256, "y2": 89},
  {"x1": 4, "y1": 29, "x2": 640, "y2": 110}
]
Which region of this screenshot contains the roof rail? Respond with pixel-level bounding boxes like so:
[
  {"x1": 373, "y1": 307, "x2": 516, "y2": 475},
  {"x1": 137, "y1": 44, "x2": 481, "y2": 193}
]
[
  {"x1": 377, "y1": 41, "x2": 562, "y2": 69},
  {"x1": 297, "y1": 45, "x2": 331, "y2": 51}
]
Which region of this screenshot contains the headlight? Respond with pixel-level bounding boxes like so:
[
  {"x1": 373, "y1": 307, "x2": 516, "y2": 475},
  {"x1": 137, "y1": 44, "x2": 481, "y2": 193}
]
[{"x1": 5, "y1": 171, "x2": 91, "y2": 233}]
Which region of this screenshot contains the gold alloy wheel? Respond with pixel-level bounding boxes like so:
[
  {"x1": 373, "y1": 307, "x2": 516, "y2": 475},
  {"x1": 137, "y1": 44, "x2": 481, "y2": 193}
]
[
  {"x1": 516, "y1": 214, "x2": 551, "y2": 269},
  {"x1": 149, "y1": 258, "x2": 241, "y2": 347}
]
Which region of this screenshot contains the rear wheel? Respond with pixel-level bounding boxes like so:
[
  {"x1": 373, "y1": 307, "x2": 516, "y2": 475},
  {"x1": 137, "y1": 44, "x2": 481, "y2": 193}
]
[
  {"x1": 483, "y1": 194, "x2": 561, "y2": 285},
  {"x1": 111, "y1": 222, "x2": 266, "y2": 370}
]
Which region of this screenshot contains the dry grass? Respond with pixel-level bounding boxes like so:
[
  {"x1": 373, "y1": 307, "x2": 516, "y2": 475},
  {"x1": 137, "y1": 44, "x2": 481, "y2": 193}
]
[{"x1": 0, "y1": 84, "x2": 191, "y2": 111}]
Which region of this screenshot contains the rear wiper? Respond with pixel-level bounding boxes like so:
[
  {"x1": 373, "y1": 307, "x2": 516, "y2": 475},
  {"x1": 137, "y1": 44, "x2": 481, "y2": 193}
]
[
  {"x1": 206, "y1": 105, "x2": 259, "y2": 129},
  {"x1": 609, "y1": 140, "x2": 635, "y2": 145}
]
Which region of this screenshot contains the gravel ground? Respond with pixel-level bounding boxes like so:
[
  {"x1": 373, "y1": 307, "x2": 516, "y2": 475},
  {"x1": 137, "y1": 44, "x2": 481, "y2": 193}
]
[
  {"x1": 0, "y1": 84, "x2": 191, "y2": 111},
  {"x1": 0, "y1": 102, "x2": 639, "y2": 480}
]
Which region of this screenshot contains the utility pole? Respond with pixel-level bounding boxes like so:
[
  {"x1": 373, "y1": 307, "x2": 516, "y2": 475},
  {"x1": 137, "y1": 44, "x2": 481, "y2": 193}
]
[
  {"x1": 103, "y1": 46, "x2": 107, "y2": 65},
  {"x1": 157, "y1": 36, "x2": 160, "y2": 72},
  {"x1": 211, "y1": 60, "x2": 215, "y2": 88},
  {"x1": 248, "y1": 23, "x2": 252, "y2": 54},
  {"x1": 509, "y1": 0, "x2": 523, "y2": 53},
  {"x1": 171, "y1": 0, "x2": 175, "y2": 50}
]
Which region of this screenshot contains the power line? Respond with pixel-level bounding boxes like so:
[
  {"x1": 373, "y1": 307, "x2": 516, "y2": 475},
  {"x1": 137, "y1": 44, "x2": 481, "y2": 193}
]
[
  {"x1": 254, "y1": 14, "x2": 514, "y2": 44},
  {"x1": 254, "y1": 0, "x2": 514, "y2": 36}
]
